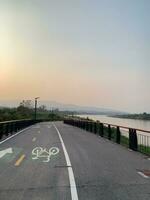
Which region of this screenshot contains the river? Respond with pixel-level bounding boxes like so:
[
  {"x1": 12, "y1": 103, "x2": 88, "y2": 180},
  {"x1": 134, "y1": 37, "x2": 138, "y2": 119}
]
[{"x1": 76, "y1": 114, "x2": 150, "y2": 134}]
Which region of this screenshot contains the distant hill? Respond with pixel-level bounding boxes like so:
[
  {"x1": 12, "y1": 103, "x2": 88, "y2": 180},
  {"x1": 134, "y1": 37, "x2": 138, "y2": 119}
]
[
  {"x1": 42, "y1": 101, "x2": 126, "y2": 115},
  {"x1": 0, "y1": 100, "x2": 126, "y2": 115}
]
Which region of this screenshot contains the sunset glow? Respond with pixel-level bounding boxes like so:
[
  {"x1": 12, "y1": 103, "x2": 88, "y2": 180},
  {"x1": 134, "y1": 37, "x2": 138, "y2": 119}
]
[{"x1": 0, "y1": 0, "x2": 150, "y2": 112}]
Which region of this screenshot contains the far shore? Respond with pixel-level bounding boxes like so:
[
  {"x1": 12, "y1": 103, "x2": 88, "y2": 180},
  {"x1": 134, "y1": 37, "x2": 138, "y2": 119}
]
[{"x1": 111, "y1": 113, "x2": 150, "y2": 121}]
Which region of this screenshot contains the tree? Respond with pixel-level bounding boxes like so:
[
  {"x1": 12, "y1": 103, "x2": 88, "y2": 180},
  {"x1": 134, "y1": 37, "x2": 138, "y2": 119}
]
[
  {"x1": 19, "y1": 100, "x2": 33, "y2": 108},
  {"x1": 38, "y1": 105, "x2": 47, "y2": 112},
  {"x1": 17, "y1": 100, "x2": 33, "y2": 118}
]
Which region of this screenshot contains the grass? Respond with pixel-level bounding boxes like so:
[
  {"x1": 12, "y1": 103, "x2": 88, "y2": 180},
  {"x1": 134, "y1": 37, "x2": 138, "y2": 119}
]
[
  {"x1": 120, "y1": 135, "x2": 129, "y2": 147},
  {"x1": 90, "y1": 123, "x2": 150, "y2": 156},
  {"x1": 138, "y1": 145, "x2": 150, "y2": 155}
]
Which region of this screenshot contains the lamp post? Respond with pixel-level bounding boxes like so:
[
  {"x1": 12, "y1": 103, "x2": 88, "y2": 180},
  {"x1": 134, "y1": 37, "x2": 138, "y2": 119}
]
[{"x1": 34, "y1": 97, "x2": 40, "y2": 121}]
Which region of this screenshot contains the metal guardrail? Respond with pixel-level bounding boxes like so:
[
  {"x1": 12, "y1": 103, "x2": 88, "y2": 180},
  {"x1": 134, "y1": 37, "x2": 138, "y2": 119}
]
[
  {"x1": 64, "y1": 118, "x2": 150, "y2": 156},
  {"x1": 0, "y1": 119, "x2": 42, "y2": 141}
]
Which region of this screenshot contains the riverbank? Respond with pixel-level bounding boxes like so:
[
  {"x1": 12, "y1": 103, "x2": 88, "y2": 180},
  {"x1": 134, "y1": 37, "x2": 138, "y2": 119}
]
[{"x1": 113, "y1": 113, "x2": 150, "y2": 120}]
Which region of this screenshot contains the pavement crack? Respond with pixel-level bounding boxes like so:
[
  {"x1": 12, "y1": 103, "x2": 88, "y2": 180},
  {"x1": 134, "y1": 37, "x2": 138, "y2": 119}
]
[
  {"x1": 54, "y1": 165, "x2": 72, "y2": 168},
  {"x1": 0, "y1": 185, "x2": 71, "y2": 192}
]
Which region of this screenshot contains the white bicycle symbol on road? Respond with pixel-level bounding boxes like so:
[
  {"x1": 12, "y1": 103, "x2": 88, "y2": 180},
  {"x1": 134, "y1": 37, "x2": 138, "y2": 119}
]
[{"x1": 32, "y1": 147, "x2": 59, "y2": 162}]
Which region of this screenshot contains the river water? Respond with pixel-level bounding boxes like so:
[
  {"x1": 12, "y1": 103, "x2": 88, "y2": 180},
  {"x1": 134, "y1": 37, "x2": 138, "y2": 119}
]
[{"x1": 76, "y1": 115, "x2": 150, "y2": 135}]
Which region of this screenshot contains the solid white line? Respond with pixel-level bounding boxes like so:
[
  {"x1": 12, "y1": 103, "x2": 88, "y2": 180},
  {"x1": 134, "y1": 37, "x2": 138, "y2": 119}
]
[
  {"x1": 53, "y1": 123, "x2": 79, "y2": 200},
  {"x1": 138, "y1": 172, "x2": 149, "y2": 179},
  {"x1": 0, "y1": 126, "x2": 31, "y2": 145}
]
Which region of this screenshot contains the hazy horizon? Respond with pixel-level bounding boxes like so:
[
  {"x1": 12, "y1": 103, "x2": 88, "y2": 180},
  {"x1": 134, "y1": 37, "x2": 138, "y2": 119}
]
[
  {"x1": 0, "y1": 0, "x2": 150, "y2": 113},
  {"x1": 0, "y1": 99, "x2": 123, "y2": 110},
  {"x1": 0, "y1": 99, "x2": 145, "y2": 114}
]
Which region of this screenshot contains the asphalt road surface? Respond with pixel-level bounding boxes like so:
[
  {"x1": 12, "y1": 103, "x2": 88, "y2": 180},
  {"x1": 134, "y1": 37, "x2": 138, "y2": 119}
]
[{"x1": 0, "y1": 121, "x2": 149, "y2": 200}]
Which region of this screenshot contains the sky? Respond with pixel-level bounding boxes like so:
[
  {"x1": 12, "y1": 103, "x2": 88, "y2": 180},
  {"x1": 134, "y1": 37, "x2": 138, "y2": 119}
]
[{"x1": 0, "y1": 0, "x2": 150, "y2": 113}]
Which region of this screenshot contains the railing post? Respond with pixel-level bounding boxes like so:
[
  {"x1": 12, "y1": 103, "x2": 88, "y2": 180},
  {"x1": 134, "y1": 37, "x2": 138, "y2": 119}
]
[
  {"x1": 94, "y1": 122, "x2": 97, "y2": 134},
  {"x1": 79, "y1": 120, "x2": 81, "y2": 128},
  {"x1": 0, "y1": 124, "x2": 3, "y2": 140},
  {"x1": 82, "y1": 121, "x2": 84, "y2": 129},
  {"x1": 5, "y1": 123, "x2": 8, "y2": 136},
  {"x1": 108, "y1": 125, "x2": 111, "y2": 140},
  {"x1": 99, "y1": 123, "x2": 104, "y2": 137},
  {"x1": 15, "y1": 122, "x2": 18, "y2": 132},
  {"x1": 92, "y1": 122, "x2": 94, "y2": 133},
  {"x1": 80, "y1": 120, "x2": 82, "y2": 128},
  {"x1": 74, "y1": 120, "x2": 76, "y2": 127},
  {"x1": 76, "y1": 120, "x2": 78, "y2": 127},
  {"x1": 129, "y1": 128, "x2": 138, "y2": 151},
  {"x1": 116, "y1": 126, "x2": 120, "y2": 144},
  {"x1": 10, "y1": 122, "x2": 13, "y2": 134},
  {"x1": 90, "y1": 122, "x2": 92, "y2": 132},
  {"x1": 83, "y1": 121, "x2": 86, "y2": 130},
  {"x1": 85, "y1": 121, "x2": 87, "y2": 130},
  {"x1": 97, "y1": 122, "x2": 99, "y2": 135}
]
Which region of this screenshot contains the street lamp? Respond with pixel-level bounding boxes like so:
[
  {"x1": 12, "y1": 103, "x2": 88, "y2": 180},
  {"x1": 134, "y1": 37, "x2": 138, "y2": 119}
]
[{"x1": 34, "y1": 97, "x2": 40, "y2": 121}]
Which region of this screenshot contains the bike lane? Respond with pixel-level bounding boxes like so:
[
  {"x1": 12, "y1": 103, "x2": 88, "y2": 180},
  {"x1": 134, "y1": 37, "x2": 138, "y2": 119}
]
[{"x1": 0, "y1": 122, "x2": 71, "y2": 200}]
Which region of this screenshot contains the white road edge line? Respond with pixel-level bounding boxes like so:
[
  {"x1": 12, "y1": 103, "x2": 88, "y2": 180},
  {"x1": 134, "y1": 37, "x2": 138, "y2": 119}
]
[
  {"x1": 138, "y1": 172, "x2": 149, "y2": 179},
  {"x1": 53, "y1": 123, "x2": 79, "y2": 200},
  {"x1": 0, "y1": 126, "x2": 32, "y2": 145}
]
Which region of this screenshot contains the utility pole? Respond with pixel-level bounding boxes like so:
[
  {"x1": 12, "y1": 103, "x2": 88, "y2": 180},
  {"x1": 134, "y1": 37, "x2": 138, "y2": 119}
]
[{"x1": 34, "y1": 97, "x2": 40, "y2": 121}]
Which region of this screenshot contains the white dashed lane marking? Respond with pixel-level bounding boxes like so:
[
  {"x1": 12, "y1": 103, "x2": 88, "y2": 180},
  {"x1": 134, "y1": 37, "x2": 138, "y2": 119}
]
[{"x1": 32, "y1": 137, "x2": 37, "y2": 142}]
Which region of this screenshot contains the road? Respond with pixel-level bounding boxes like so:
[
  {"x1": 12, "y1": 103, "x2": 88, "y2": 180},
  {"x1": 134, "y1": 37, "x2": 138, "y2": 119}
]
[{"x1": 0, "y1": 121, "x2": 149, "y2": 200}]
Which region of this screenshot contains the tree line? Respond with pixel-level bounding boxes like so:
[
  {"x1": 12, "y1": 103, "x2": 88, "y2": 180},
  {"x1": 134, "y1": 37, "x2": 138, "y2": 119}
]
[{"x1": 0, "y1": 100, "x2": 64, "y2": 122}]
